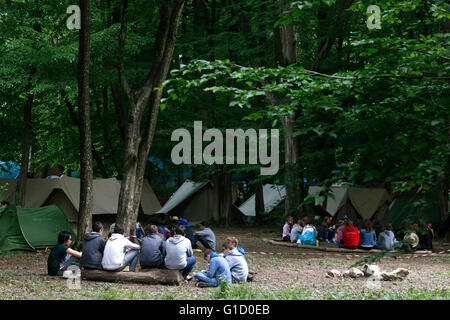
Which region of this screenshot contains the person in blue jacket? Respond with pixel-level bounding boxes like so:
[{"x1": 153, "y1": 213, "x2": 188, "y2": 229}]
[
  {"x1": 193, "y1": 249, "x2": 231, "y2": 288},
  {"x1": 359, "y1": 220, "x2": 377, "y2": 250}
]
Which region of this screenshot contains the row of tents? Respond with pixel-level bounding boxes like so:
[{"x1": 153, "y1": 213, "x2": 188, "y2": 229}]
[
  {"x1": 155, "y1": 180, "x2": 444, "y2": 229},
  {"x1": 0, "y1": 177, "x2": 445, "y2": 252},
  {"x1": 0, "y1": 177, "x2": 162, "y2": 222}
]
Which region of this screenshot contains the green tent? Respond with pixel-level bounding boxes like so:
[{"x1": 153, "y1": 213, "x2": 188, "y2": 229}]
[
  {"x1": 0, "y1": 205, "x2": 74, "y2": 252},
  {"x1": 378, "y1": 193, "x2": 440, "y2": 229}
]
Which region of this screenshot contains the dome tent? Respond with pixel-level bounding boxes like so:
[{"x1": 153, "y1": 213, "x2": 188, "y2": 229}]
[{"x1": 0, "y1": 205, "x2": 74, "y2": 252}]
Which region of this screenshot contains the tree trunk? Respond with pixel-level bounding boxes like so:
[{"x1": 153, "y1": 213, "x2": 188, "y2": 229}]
[
  {"x1": 220, "y1": 172, "x2": 233, "y2": 226},
  {"x1": 273, "y1": 0, "x2": 304, "y2": 216},
  {"x1": 437, "y1": 181, "x2": 449, "y2": 223},
  {"x1": 75, "y1": 0, "x2": 93, "y2": 250},
  {"x1": 82, "y1": 269, "x2": 183, "y2": 285},
  {"x1": 63, "y1": 90, "x2": 109, "y2": 178},
  {"x1": 115, "y1": 0, "x2": 185, "y2": 235},
  {"x1": 15, "y1": 79, "x2": 34, "y2": 206},
  {"x1": 211, "y1": 172, "x2": 221, "y2": 224},
  {"x1": 255, "y1": 181, "x2": 265, "y2": 216}
]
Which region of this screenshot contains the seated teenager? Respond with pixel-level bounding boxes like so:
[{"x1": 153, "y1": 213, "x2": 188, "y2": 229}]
[
  {"x1": 225, "y1": 236, "x2": 246, "y2": 257},
  {"x1": 163, "y1": 226, "x2": 196, "y2": 279},
  {"x1": 290, "y1": 219, "x2": 304, "y2": 243},
  {"x1": 418, "y1": 223, "x2": 433, "y2": 250},
  {"x1": 80, "y1": 221, "x2": 105, "y2": 270},
  {"x1": 282, "y1": 216, "x2": 294, "y2": 241},
  {"x1": 194, "y1": 249, "x2": 232, "y2": 288},
  {"x1": 178, "y1": 218, "x2": 196, "y2": 248},
  {"x1": 339, "y1": 220, "x2": 359, "y2": 249},
  {"x1": 320, "y1": 216, "x2": 334, "y2": 243},
  {"x1": 375, "y1": 223, "x2": 398, "y2": 250},
  {"x1": 222, "y1": 240, "x2": 249, "y2": 283},
  {"x1": 334, "y1": 219, "x2": 346, "y2": 245},
  {"x1": 193, "y1": 221, "x2": 216, "y2": 250},
  {"x1": 359, "y1": 220, "x2": 377, "y2": 250},
  {"x1": 48, "y1": 231, "x2": 82, "y2": 276},
  {"x1": 139, "y1": 225, "x2": 165, "y2": 269},
  {"x1": 101, "y1": 224, "x2": 140, "y2": 272},
  {"x1": 166, "y1": 216, "x2": 180, "y2": 238},
  {"x1": 297, "y1": 217, "x2": 318, "y2": 245}
]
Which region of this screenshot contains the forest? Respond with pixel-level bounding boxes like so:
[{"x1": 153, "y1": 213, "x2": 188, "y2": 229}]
[
  {"x1": 0, "y1": 0, "x2": 449, "y2": 251},
  {"x1": 0, "y1": 0, "x2": 449, "y2": 303}
]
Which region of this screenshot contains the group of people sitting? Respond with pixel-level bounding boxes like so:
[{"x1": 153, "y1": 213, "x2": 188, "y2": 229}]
[
  {"x1": 47, "y1": 219, "x2": 251, "y2": 288},
  {"x1": 282, "y1": 215, "x2": 434, "y2": 251}
]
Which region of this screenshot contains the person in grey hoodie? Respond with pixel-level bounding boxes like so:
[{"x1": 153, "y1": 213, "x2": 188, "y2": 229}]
[
  {"x1": 290, "y1": 219, "x2": 304, "y2": 243},
  {"x1": 222, "y1": 240, "x2": 248, "y2": 283},
  {"x1": 139, "y1": 225, "x2": 165, "y2": 268},
  {"x1": 101, "y1": 224, "x2": 140, "y2": 272},
  {"x1": 193, "y1": 221, "x2": 216, "y2": 250},
  {"x1": 80, "y1": 222, "x2": 105, "y2": 270},
  {"x1": 375, "y1": 223, "x2": 398, "y2": 250},
  {"x1": 163, "y1": 226, "x2": 196, "y2": 279}
]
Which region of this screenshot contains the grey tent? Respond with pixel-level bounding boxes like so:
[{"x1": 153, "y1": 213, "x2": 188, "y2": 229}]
[
  {"x1": 235, "y1": 184, "x2": 391, "y2": 223},
  {"x1": 307, "y1": 185, "x2": 392, "y2": 223},
  {"x1": 0, "y1": 177, "x2": 161, "y2": 222},
  {"x1": 154, "y1": 180, "x2": 216, "y2": 224},
  {"x1": 237, "y1": 184, "x2": 286, "y2": 217}
]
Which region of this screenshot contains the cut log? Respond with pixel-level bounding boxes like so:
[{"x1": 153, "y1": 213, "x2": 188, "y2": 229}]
[
  {"x1": 82, "y1": 269, "x2": 184, "y2": 285},
  {"x1": 262, "y1": 238, "x2": 432, "y2": 255}
]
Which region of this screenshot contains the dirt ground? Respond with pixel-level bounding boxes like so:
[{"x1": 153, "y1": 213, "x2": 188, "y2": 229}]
[{"x1": 0, "y1": 227, "x2": 449, "y2": 300}]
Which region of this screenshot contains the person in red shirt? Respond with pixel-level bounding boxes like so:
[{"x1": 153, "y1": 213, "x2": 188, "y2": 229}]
[{"x1": 339, "y1": 220, "x2": 359, "y2": 249}]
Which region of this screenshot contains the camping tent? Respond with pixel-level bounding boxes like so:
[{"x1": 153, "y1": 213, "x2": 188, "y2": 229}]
[
  {"x1": 236, "y1": 184, "x2": 391, "y2": 223},
  {"x1": 0, "y1": 177, "x2": 161, "y2": 222},
  {"x1": 378, "y1": 192, "x2": 441, "y2": 229},
  {"x1": 237, "y1": 184, "x2": 286, "y2": 217},
  {"x1": 154, "y1": 180, "x2": 216, "y2": 223},
  {"x1": 307, "y1": 186, "x2": 392, "y2": 223},
  {"x1": 308, "y1": 186, "x2": 348, "y2": 217},
  {"x1": 0, "y1": 205, "x2": 73, "y2": 252}
]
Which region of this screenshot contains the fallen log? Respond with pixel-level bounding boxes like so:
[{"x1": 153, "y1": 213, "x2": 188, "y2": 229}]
[
  {"x1": 82, "y1": 269, "x2": 184, "y2": 285},
  {"x1": 262, "y1": 238, "x2": 432, "y2": 255}
]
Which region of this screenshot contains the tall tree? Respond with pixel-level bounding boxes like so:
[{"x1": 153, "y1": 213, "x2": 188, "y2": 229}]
[
  {"x1": 15, "y1": 72, "x2": 35, "y2": 206},
  {"x1": 75, "y1": 0, "x2": 93, "y2": 249},
  {"x1": 273, "y1": 0, "x2": 305, "y2": 216},
  {"x1": 115, "y1": 0, "x2": 186, "y2": 234}
]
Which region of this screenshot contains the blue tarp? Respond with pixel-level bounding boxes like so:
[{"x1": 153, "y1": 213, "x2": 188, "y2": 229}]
[{"x1": 0, "y1": 161, "x2": 20, "y2": 178}]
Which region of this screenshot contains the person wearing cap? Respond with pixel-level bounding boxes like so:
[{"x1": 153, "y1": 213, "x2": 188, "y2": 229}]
[{"x1": 165, "y1": 216, "x2": 180, "y2": 238}]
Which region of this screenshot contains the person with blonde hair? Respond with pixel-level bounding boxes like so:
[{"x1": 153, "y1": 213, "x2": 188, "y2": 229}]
[
  {"x1": 222, "y1": 241, "x2": 248, "y2": 283},
  {"x1": 225, "y1": 236, "x2": 246, "y2": 256}
]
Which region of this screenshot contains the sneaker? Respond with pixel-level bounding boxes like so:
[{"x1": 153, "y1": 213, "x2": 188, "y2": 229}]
[
  {"x1": 196, "y1": 281, "x2": 214, "y2": 288},
  {"x1": 186, "y1": 275, "x2": 193, "y2": 281}
]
